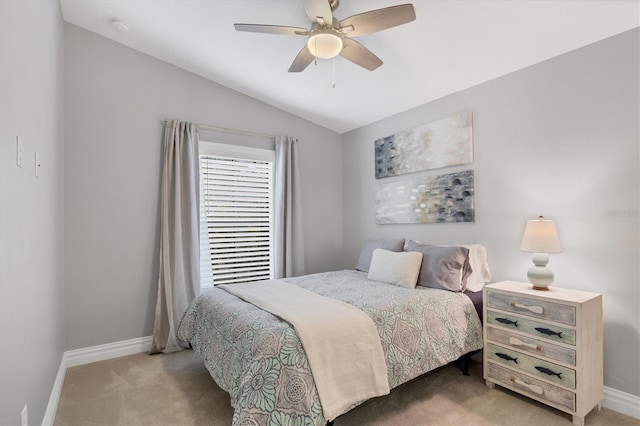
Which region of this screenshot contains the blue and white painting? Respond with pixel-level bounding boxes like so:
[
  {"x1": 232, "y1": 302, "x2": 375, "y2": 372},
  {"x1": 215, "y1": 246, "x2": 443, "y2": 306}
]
[
  {"x1": 375, "y1": 112, "x2": 473, "y2": 179},
  {"x1": 375, "y1": 170, "x2": 475, "y2": 224}
]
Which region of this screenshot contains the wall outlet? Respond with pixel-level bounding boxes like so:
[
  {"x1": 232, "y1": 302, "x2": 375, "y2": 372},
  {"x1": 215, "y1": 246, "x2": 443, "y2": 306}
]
[{"x1": 21, "y1": 405, "x2": 28, "y2": 426}]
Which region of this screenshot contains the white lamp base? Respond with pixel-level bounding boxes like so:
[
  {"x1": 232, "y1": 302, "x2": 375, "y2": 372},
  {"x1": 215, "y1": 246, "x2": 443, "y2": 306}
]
[{"x1": 527, "y1": 252, "x2": 554, "y2": 290}]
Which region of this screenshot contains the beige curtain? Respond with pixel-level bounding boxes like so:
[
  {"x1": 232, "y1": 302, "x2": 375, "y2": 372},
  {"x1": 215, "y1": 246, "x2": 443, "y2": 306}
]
[
  {"x1": 274, "y1": 136, "x2": 305, "y2": 278},
  {"x1": 151, "y1": 120, "x2": 201, "y2": 354}
]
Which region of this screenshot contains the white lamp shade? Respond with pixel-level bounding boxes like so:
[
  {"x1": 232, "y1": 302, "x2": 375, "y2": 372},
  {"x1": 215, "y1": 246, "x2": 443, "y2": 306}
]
[
  {"x1": 307, "y1": 30, "x2": 343, "y2": 59},
  {"x1": 520, "y1": 217, "x2": 562, "y2": 253}
]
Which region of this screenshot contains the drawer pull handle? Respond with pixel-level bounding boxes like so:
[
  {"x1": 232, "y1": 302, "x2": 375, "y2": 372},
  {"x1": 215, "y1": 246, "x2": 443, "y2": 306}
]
[
  {"x1": 534, "y1": 327, "x2": 563, "y2": 339},
  {"x1": 535, "y1": 366, "x2": 562, "y2": 379},
  {"x1": 510, "y1": 302, "x2": 544, "y2": 314},
  {"x1": 510, "y1": 376, "x2": 544, "y2": 395},
  {"x1": 495, "y1": 317, "x2": 518, "y2": 327},
  {"x1": 509, "y1": 337, "x2": 543, "y2": 351},
  {"x1": 495, "y1": 352, "x2": 518, "y2": 364}
]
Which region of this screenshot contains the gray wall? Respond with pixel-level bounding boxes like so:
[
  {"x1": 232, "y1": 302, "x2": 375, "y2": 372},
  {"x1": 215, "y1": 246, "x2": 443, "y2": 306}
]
[
  {"x1": 342, "y1": 29, "x2": 639, "y2": 396},
  {"x1": 0, "y1": 1, "x2": 65, "y2": 424},
  {"x1": 63, "y1": 24, "x2": 343, "y2": 350}
]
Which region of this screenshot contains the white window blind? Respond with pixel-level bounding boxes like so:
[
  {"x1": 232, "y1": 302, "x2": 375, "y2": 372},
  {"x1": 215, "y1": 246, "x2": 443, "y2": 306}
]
[{"x1": 199, "y1": 143, "x2": 274, "y2": 287}]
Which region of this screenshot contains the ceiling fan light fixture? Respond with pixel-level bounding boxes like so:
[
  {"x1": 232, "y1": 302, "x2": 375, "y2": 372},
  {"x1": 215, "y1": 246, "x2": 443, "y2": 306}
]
[{"x1": 307, "y1": 28, "x2": 343, "y2": 59}]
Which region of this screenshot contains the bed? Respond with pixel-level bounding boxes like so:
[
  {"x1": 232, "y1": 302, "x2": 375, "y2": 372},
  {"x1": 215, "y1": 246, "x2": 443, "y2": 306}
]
[{"x1": 177, "y1": 268, "x2": 484, "y2": 425}]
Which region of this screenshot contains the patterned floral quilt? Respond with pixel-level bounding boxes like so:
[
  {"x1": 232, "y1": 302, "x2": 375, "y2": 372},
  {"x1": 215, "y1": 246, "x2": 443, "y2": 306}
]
[{"x1": 177, "y1": 270, "x2": 483, "y2": 426}]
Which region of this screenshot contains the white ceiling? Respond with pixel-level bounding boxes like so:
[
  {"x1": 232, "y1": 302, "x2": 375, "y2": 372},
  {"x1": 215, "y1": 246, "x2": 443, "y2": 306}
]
[{"x1": 59, "y1": 0, "x2": 639, "y2": 134}]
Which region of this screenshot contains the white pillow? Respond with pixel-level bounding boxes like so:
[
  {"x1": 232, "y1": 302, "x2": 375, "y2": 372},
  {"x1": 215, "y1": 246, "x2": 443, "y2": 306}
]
[
  {"x1": 460, "y1": 244, "x2": 492, "y2": 292},
  {"x1": 367, "y1": 249, "x2": 423, "y2": 289}
]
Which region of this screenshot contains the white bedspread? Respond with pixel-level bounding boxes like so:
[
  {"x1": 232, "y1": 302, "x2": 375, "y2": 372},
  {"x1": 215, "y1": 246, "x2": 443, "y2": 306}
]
[{"x1": 219, "y1": 279, "x2": 390, "y2": 421}]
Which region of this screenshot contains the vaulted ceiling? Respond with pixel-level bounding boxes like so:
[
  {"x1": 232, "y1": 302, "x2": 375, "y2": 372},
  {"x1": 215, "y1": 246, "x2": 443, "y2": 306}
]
[{"x1": 60, "y1": 0, "x2": 639, "y2": 133}]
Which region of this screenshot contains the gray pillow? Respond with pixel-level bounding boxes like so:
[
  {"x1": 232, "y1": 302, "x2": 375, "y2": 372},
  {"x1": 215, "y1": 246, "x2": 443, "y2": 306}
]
[
  {"x1": 405, "y1": 240, "x2": 472, "y2": 292},
  {"x1": 355, "y1": 239, "x2": 405, "y2": 272}
]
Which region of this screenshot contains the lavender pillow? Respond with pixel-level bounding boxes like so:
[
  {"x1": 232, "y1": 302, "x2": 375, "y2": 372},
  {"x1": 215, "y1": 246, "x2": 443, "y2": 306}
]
[
  {"x1": 355, "y1": 239, "x2": 405, "y2": 272},
  {"x1": 405, "y1": 240, "x2": 472, "y2": 292}
]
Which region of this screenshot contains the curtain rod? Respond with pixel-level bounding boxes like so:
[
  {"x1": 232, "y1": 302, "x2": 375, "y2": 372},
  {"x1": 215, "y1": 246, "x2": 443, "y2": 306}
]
[{"x1": 161, "y1": 119, "x2": 276, "y2": 140}]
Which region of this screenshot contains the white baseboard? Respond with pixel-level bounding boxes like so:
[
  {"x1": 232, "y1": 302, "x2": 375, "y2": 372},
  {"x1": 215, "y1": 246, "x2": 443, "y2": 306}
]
[
  {"x1": 64, "y1": 335, "x2": 152, "y2": 368},
  {"x1": 42, "y1": 336, "x2": 152, "y2": 426},
  {"x1": 41, "y1": 355, "x2": 68, "y2": 426},
  {"x1": 603, "y1": 385, "x2": 640, "y2": 420},
  {"x1": 43, "y1": 335, "x2": 638, "y2": 424}
]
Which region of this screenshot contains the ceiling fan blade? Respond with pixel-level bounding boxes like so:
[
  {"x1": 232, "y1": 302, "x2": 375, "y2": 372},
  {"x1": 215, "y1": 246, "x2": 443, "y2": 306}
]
[
  {"x1": 303, "y1": 0, "x2": 333, "y2": 24},
  {"x1": 234, "y1": 23, "x2": 308, "y2": 36},
  {"x1": 339, "y1": 4, "x2": 416, "y2": 37},
  {"x1": 288, "y1": 45, "x2": 315, "y2": 72},
  {"x1": 340, "y1": 38, "x2": 382, "y2": 71}
]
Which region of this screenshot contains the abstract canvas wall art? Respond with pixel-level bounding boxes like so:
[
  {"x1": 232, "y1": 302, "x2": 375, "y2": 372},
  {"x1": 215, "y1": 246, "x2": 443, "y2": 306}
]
[
  {"x1": 375, "y1": 112, "x2": 473, "y2": 179},
  {"x1": 375, "y1": 170, "x2": 474, "y2": 224}
]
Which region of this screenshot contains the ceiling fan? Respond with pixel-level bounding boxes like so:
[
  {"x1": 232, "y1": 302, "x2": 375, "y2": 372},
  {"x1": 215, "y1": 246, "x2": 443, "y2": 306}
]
[{"x1": 234, "y1": 0, "x2": 416, "y2": 72}]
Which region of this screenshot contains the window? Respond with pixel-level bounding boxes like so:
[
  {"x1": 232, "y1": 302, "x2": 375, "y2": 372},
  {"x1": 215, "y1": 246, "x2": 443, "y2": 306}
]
[{"x1": 199, "y1": 142, "x2": 275, "y2": 289}]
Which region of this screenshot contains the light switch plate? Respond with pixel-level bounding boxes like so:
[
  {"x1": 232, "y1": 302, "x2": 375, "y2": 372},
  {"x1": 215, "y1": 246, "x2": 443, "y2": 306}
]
[
  {"x1": 16, "y1": 136, "x2": 23, "y2": 167},
  {"x1": 34, "y1": 152, "x2": 40, "y2": 177}
]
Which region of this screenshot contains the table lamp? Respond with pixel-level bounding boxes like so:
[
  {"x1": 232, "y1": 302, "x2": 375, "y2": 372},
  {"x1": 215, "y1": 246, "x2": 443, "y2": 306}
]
[{"x1": 520, "y1": 215, "x2": 562, "y2": 290}]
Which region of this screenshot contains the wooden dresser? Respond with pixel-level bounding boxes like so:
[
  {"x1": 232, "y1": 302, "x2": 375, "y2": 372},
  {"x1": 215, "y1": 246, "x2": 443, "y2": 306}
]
[{"x1": 483, "y1": 281, "x2": 603, "y2": 426}]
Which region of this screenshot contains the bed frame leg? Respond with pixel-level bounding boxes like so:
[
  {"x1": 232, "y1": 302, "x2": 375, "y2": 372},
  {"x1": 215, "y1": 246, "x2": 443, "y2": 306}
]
[
  {"x1": 461, "y1": 353, "x2": 470, "y2": 376},
  {"x1": 459, "y1": 349, "x2": 481, "y2": 376}
]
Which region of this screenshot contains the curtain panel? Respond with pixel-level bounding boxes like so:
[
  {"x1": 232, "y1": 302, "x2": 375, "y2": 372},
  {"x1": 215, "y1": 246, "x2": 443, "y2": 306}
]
[
  {"x1": 274, "y1": 136, "x2": 305, "y2": 278},
  {"x1": 151, "y1": 119, "x2": 201, "y2": 354}
]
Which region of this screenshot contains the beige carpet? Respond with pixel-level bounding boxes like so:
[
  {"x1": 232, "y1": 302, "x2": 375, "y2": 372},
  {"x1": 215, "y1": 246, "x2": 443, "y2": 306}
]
[{"x1": 54, "y1": 350, "x2": 638, "y2": 426}]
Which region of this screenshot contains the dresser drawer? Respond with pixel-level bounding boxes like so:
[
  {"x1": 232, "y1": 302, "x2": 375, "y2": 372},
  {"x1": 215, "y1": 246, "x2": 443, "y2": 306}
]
[
  {"x1": 487, "y1": 311, "x2": 576, "y2": 346},
  {"x1": 487, "y1": 343, "x2": 576, "y2": 389},
  {"x1": 487, "y1": 362, "x2": 576, "y2": 412},
  {"x1": 486, "y1": 290, "x2": 576, "y2": 325},
  {"x1": 487, "y1": 326, "x2": 576, "y2": 366}
]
